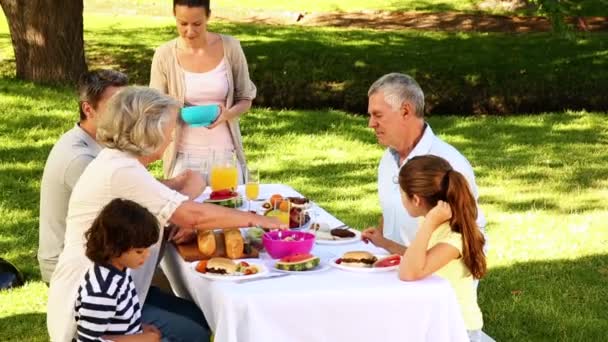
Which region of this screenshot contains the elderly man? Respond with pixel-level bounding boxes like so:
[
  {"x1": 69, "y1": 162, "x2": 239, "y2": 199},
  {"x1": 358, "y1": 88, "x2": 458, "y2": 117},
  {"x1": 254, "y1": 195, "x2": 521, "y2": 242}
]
[
  {"x1": 362, "y1": 73, "x2": 486, "y2": 254},
  {"x1": 37, "y1": 70, "x2": 128, "y2": 283}
]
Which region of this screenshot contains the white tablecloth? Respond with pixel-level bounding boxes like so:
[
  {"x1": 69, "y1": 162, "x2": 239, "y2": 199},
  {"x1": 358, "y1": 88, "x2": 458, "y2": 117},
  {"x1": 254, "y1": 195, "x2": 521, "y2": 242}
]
[{"x1": 167, "y1": 184, "x2": 468, "y2": 342}]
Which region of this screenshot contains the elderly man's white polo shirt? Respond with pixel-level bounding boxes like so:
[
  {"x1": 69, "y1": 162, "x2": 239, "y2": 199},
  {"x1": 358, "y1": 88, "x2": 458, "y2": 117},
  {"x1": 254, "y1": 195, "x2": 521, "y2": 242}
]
[{"x1": 377, "y1": 124, "x2": 486, "y2": 245}]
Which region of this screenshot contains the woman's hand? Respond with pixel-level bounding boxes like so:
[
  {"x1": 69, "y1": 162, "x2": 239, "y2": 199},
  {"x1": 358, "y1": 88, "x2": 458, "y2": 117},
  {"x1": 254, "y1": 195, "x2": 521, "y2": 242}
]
[
  {"x1": 169, "y1": 226, "x2": 197, "y2": 244},
  {"x1": 251, "y1": 215, "x2": 289, "y2": 230},
  {"x1": 172, "y1": 169, "x2": 206, "y2": 200},
  {"x1": 207, "y1": 104, "x2": 229, "y2": 129},
  {"x1": 426, "y1": 200, "x2": 452, "y2": 227}
]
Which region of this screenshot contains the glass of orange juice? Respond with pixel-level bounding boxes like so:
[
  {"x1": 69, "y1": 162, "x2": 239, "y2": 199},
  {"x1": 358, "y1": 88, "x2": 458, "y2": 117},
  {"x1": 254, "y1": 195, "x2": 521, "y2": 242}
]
[
  {"x1": 274, "y1": 198, "x2": 291, "y2": 226},
  {"x1": 245, "y1": 169, "x2": 259, "y2": 211},
  {"x1": 210, "y1": 149, "x2": 238, "y2": 191}
]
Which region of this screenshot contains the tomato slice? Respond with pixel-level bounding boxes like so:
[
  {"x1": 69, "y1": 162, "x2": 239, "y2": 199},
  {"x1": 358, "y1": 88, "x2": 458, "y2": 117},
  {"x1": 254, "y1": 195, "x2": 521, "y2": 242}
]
[
  {"x1": 374, "y1": 255, "x2": 401, "y2": 268},
  {"x1": 195, "y1": 260, "x2": 208, "y2": 273}
]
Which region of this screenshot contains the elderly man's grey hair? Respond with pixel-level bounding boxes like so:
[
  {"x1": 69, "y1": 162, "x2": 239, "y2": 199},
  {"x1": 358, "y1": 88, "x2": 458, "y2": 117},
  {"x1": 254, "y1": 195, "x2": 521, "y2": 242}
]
[
  {"x1": 96, "y1": 86, "x2": 180, "y2": 156},
  {"x1": 368, "y1": 73, "x2": 425, "y2": 118}
]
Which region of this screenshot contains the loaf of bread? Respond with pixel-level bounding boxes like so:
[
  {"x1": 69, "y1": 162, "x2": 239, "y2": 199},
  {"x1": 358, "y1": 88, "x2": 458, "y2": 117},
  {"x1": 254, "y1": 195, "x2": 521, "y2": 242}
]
[
  {"x1": 224, "y1": 228, "x2": 244, "y2": 259},
  {"x1": 197, "y1": 230, "x2": 216, "y2": 257}
]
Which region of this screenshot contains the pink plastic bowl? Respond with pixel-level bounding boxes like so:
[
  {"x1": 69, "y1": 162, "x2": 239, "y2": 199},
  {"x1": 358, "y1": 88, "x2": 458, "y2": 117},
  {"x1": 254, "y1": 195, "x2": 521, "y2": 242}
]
[{"x1": 262, "y1": 231, "x2": 315, "y2": 259}]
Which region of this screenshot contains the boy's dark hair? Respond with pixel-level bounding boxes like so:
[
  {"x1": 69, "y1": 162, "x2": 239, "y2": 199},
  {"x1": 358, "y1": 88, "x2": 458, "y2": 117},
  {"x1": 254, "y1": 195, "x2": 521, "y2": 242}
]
[
  {"x1": 85, "y1": 198, "x2": 160, "y2": 264},
  {"x1": 78, "y1": 69, "x2": 128, "y2": 121},
  {"x1": 173, "y1": 0, "x2": 210, "y2": 16}
]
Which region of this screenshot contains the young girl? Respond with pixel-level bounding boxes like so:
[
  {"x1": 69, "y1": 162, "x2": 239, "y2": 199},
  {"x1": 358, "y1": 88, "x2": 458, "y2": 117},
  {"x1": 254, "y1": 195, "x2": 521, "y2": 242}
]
[
  {"x1": 74, "y1": 198, "x2": 162, "y2": 342},
  {"x1": 397, "y1": 155, "x2": 486, "y2": 341}
]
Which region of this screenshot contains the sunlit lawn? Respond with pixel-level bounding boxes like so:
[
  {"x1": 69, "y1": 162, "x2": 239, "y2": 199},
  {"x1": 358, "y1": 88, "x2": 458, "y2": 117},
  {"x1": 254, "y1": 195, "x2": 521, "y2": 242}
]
[
  {"x1": 86, "y1": 0, "x2": 608, "y2": 16},
  {"x1": 1, "y1": 75, "x2": 607, "y2": 340},
  {"x1": 1, "y1": 9, "x2": 607, "y2": 342}
]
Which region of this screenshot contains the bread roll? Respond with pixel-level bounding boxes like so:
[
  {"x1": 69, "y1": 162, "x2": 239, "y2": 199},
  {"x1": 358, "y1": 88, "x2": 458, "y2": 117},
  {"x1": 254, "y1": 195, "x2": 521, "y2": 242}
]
[
  {"x1": 224, "y1": 228, "x2": 244, "y2": 259},
  {"x1": 197, "y1": 230, "x2": 216, "y2": 257}
]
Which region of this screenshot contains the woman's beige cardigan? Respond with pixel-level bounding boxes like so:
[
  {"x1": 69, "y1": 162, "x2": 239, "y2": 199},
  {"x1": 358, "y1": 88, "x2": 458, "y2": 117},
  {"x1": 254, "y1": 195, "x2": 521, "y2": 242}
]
[{"x1": 149, "y1": 34, "x2": 256, "y2": 180}]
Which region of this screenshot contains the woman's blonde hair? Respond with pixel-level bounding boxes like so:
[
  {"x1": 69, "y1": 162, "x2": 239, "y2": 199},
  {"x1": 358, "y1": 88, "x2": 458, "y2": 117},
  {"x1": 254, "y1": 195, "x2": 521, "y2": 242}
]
[{"x1": 97, "y1": 86, "x2": 180, "y2": 156}]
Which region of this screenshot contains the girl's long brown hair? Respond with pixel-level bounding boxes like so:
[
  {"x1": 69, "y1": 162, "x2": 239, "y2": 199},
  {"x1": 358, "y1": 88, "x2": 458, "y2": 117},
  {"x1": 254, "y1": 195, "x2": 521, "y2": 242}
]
[{"x1": 399, "y1": 155, "x2": 486, "y2": 279}]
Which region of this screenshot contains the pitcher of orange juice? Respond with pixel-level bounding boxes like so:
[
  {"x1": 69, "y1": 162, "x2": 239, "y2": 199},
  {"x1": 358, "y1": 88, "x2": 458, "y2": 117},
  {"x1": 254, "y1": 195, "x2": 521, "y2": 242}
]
[{"x1": 210, "y1": 149, "x2": 238, "y2": 191}]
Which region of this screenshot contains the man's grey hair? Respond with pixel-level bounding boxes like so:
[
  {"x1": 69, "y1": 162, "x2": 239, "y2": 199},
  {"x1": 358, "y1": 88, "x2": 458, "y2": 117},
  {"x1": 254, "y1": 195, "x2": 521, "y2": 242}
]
[
  {"x1": 368, "y1": 73, "x2": 425, "y2": 117},
  {"x1": 96, "y1": 86, "x2": 180, "y2": 156}
]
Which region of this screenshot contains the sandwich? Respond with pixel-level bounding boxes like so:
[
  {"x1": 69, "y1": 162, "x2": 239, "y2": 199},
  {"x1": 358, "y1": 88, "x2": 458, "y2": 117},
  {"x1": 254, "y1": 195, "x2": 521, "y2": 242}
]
[
  {"x1": 206, "y1": 257, "x2": 237, "y2": 275},
  {"x1": 338, "y1": 251, "x2": 377, "y2": 268}
]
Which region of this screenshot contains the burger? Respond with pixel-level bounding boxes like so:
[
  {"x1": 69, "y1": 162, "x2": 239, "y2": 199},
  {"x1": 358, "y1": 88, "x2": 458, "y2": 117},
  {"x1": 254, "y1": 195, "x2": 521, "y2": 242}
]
[
  {"x1": 338, "y1": 251, "x2": 377, "y2": 268},
  {"x1": 206, "y1": 257, "x2": 237, "y2": 275}
]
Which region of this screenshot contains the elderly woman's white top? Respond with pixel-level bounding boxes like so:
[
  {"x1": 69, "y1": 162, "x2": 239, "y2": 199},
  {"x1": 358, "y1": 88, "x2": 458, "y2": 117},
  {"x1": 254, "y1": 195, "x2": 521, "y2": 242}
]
[{"x1": 47, "y1": 148, "x2": 188, "y2": 342}]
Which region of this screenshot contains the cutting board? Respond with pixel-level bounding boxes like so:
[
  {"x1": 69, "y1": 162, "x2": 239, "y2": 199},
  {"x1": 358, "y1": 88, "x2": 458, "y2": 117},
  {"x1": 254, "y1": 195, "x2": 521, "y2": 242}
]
[{"x1": 174, "y1": 231, "x2": 259, "y2": 262}]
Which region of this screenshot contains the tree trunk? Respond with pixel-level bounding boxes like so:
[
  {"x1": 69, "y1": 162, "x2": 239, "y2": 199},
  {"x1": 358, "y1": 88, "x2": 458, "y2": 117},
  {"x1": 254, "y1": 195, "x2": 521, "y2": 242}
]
[{"x1": 0, "y1": 0, "x2": 87, "y2": 83}]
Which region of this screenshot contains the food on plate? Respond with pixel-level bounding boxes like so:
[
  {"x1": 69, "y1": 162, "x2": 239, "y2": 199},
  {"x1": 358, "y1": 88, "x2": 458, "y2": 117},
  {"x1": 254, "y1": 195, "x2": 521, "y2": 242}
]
[
  {"x1": 287, "y1": 197, "x2": 309, "y2": 205},
  {"x1": 263, "y1": 207, "x2": 310, "y2": 229},
  {"x1": 289, "y1": 207, "x2": 310, "y2": 228},
  {"x1": 237, "y1": 261, "x2": 259, "y2": 275},
  {"x1": 278, "y1": 200, "x2": 290, "y2": 212},
  {"x1": 269, "y1": 194, "x2": 283, "y2": 207},
  {"x1": 197, "y1": 230, "x2": 216, "y2": 257},
  {"x1": 286, "y1": 197, "x2": 310, "y2": 209},
  {"x1": 203, "y1": 258, "x2": 259, "y2": 276},
  {"x1": 195, "y1": 260, "x2": 208, "y2": 273},
  {"x1": 330, "y1": 228, "x2": 356, "y2": 238},
  {"x1": 246, "y1": 227, "x2": 265, "y2": 250},
  {"x1": 373, "y1": 255, "x2": 401, "y2": 268},
  {"x1": 310, "y1": 222, "x2": 331, "y2": 232},
  {"x1": 312, "y1": 223, "x2": 357, "y2": 241},
  {"x1": 204, "y1": 189, "x2": 243, "y2": 208},
  {"x1": 275, "y1": 253, "x2": 320, "y2": 271},
  {"x1": 335, "y1": 251, "x2": 378, "y2": 268},
  {"x1": 206, "y1": 257, "x2": 237, "y2": 275},
  {"x1": 224, "y1": 228, "x2": 244, "y2": 259},
  {"x1": 261, "y1": 202, "x2": 272, "y2": 210}
]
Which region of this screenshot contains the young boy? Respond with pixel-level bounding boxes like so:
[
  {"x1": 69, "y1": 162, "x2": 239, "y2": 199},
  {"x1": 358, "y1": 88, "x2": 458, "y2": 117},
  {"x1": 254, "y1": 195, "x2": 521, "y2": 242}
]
[{"x1": 74, "y1": 198, "x2": 162, "y2": 342}]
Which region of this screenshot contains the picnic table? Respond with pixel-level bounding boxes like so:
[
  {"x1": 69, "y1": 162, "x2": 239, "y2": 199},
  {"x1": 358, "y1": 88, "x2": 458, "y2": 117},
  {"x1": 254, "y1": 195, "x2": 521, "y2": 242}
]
[{"x1": 165, "y1": 184, "x2": 468, "y2": 342}]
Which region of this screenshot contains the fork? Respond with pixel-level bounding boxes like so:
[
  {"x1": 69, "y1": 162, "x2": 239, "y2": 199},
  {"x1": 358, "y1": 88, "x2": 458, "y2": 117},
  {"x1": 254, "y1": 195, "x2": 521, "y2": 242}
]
[{"x1": 236, "y1": 273, "x2": 290, "y2": 284}]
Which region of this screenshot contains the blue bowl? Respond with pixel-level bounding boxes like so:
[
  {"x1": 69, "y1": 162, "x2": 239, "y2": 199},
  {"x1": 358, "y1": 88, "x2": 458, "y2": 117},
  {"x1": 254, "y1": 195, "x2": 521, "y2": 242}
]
[{"x1": 181, "y1": 104, "x2": 220, "y2": 127}]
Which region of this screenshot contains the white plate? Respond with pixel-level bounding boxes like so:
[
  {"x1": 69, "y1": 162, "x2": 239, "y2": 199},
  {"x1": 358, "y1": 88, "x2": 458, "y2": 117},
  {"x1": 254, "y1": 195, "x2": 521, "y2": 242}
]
[
  {"x1": 328, "y1": 256, "x2": 398, "y2": 273},
  {"x1": 314, "y1": 229, "x2": 361, "y2": 245},
  {"x1": 273, "y1": 262, "x2": 330, "y2": 274},
  {"x1": 190, "y1": 260, "x2": 269, "y2": 281}
]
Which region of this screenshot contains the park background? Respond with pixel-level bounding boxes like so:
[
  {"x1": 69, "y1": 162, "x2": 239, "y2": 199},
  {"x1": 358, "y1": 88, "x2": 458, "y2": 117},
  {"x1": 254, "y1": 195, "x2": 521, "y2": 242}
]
[{"x1": 0, "y1": 1, "x2": 607, "y2": 340}]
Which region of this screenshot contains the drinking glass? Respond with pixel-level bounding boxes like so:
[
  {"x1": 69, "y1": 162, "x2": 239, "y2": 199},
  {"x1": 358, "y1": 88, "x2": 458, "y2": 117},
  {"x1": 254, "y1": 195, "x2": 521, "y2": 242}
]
[
  {"x1": 183, "y1": 148, "x2": 212, "y2": 183},
  {"x1": 245, "y1": 169, "x2": 260, "y2": 211},
  {"x1": 273, "y1": 198, "x2": 291, "y2": 226},
  {"x1": 209, "y1": 149, "x2": 238, "y2": 191}
]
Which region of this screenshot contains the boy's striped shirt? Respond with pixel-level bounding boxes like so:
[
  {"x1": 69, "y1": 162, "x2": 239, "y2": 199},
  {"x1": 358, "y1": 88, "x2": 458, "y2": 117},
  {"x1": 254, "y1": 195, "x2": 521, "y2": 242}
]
[{"x1": 74, "y1": 264, "x2": 142, "y2": 341}]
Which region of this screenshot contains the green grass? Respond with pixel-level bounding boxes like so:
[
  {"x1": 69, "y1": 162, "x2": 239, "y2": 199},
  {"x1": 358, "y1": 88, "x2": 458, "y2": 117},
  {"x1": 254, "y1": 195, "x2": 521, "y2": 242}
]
[
  {"x1": 1, "y1": 8, "x2": 608, "y2": 342},
  {"x1": 1, "y1": 72, "x2": 607, "y2": 340},
  {"x1": 85, "y1": 0, "x2": 608, "y2": 16},
  {"x1": 2, "y1": 13, "x2": 607, "y2": 114}
]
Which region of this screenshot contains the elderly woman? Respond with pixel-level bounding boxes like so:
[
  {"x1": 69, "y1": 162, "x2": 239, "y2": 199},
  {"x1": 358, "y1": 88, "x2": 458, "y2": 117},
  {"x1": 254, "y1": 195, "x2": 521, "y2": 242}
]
[
  {"x1": 47, "y1": 87, "x2": 284, "y2": 342},
  {"x1": 150, "y1": 0, "x2": 256, "y2": 181}
]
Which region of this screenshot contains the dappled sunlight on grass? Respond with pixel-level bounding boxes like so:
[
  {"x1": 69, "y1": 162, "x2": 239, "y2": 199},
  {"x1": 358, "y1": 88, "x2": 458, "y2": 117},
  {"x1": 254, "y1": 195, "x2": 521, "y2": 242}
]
[
  {"x1": 0, "y1": 75, "x2": 607, "y2": 339},
  {"x1": 481, "y1": 254, "x2": 608, "y2": 339}
]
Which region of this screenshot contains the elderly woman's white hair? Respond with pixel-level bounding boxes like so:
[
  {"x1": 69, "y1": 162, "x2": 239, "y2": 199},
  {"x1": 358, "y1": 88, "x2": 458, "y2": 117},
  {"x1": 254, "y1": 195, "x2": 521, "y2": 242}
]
[{"x1": 97, "y1": 86, "x2": 180, "y2": 156}]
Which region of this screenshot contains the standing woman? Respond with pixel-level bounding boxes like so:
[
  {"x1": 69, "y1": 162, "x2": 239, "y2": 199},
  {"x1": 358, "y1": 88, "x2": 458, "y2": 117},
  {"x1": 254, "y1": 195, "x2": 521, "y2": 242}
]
[{"x1": 150, "y1": 0, "x2": 256, "y2": 181}]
